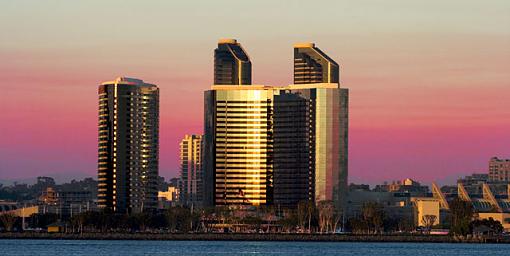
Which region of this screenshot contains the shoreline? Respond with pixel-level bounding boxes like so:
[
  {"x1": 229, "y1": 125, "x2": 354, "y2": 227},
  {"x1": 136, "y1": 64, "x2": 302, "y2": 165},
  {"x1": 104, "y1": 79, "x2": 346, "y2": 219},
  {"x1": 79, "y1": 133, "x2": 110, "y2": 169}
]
[{"x1": 1, "y1": 233, "x2": 509, "y2": 243}]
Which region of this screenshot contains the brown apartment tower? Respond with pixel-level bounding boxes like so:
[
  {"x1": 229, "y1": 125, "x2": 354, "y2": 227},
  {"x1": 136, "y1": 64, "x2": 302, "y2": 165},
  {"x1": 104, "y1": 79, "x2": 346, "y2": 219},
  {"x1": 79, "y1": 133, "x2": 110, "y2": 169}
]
[{"x1": 97, "y1": 77, "x2": 159, "y2": 213}]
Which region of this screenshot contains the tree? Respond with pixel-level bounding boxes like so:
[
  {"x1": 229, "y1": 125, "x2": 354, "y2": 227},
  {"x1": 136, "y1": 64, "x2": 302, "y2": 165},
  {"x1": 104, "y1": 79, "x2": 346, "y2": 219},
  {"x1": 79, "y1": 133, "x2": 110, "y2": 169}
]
[
  {"x1": 470, "y1": 217, "x2": 503, "y2": 236},
  {"x1": 305, "y1": 201, "x2": 315, "y2": 233},
  {"x1": 29, "y1": 213, "x2": 58, "y2": 230},
  {"x1": 244, "y1": 216, "x2": 264, "y2": 232},
  {"x1": 297, "y1": 201, "x2": 308, "y2": 232},
  {"x1": 69, "y1": 213, "x2": 88, "y2": 234},
  {"x1": 0, "y1": 213, "x2": 18, "y2": 232},
  {"x1": 361, "y1": 202, "x2": 384, "y2": 234},
  {"x1": 346, "y1": 202, "x2": 385, "y2": 234},
  {"x1": 332, "y1": 209, "x2": 342, "y2": 233},
  {"x1": 318, "y1": 201, "x2": 335, "y2": 233},
  {"x1": 348, "y1": 216, "x2": 368, "y2": 234},
  {"x1": 397, "y1": 217, "x2": 415, "y2": 233},
  {"x1": 422, "y1": 215, "x2": 437, "y2": 234},
  {"x1": 166, "y1": 206, "x2": 193, "y2": 232},
  {"x1": 148, "y1": 213, "x2": 167, "y2": 230},
  {"x1": 449, "y1": 198, "x2": 474, "y2": 236}
]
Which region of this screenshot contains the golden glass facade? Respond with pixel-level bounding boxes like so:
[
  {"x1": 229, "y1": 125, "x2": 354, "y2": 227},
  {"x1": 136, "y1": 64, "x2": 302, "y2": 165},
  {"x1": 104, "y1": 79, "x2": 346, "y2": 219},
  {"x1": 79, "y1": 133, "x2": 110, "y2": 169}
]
[
  {"x1": 292, "y1": 43, "x2": 347, "y2": 210},
  {"x1": 203, "y1": 41, "x2": 348, "y2": 209},
  {"x1": 204, "y1": 84, "x2": 348, "y2": 208},
  {"x1": 212, "y1": 88, "x2": 275, "y2": 205},
  {"x1": 314, "y1": 88, "x2": 341, "y2": 202}
]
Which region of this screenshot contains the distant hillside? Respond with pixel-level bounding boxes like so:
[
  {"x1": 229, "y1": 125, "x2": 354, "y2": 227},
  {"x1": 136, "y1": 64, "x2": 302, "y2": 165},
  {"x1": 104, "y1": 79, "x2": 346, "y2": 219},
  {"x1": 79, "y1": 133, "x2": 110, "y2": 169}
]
[{"x1": 0, "y1": 172, "x2": 93, "y2": 186}]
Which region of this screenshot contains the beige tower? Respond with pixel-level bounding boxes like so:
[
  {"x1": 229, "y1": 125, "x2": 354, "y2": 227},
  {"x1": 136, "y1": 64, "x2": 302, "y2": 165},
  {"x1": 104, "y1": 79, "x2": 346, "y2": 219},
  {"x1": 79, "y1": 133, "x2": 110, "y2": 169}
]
[{"x1": 180, "y1": 134, "x2": 204, "y2": 206}]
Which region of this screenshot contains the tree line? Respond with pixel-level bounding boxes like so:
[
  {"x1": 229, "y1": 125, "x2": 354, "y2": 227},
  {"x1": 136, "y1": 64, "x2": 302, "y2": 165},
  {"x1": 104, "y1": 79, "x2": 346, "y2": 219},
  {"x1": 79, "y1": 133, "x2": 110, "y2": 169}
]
[{"x1": 0, "y1": 198, "x2": 504, "y2": 236}]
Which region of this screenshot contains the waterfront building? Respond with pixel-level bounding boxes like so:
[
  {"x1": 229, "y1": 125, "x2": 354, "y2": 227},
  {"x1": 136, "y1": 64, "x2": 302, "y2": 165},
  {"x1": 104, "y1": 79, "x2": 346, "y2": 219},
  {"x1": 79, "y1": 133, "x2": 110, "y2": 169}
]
[
  {"x1": 97, "y1": 77, "x2": 159, "y2": 213},
  {"x1": 38, "y1": 187, "x2": 95, "y2": 216},
  {"x1": 273, "y1": 84, "x2": 348, "y2": 209},
  {"x1": 204, "y1": 40, "x2": 349, "y2": 210},
  {"x1": 345, "y1": 190, "x2": 415, "y2": 223},
  {"x1": 489, "y1": 157, "x2": 510, "y2": 182},
  {"x1": 346, "y1": 189, "x2": 443, "y2": 228},
  {"x1": 432, "y1": 182, "x2": 510, "y2": 231},
  {"x1": 179, "y1": 134, "x2": 204, "y2": 206},
  {"x1": 412, "y1": 197, "x2": 440, "y2": 227},
  {"x1": 204, "y1": 85, "x2": 275, "y2": 206}
]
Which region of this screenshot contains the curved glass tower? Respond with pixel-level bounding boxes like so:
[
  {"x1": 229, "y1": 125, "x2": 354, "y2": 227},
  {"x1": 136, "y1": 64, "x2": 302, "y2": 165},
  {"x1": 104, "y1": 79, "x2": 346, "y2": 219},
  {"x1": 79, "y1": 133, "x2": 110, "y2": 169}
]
[
  {"x1": 205, "y1": 87, "x2": 275, "y2": 206},
  {"x1": 214, "y1": 39, "x2": 252, "y2": 85},
  {"x1": 97, "y1": 77, "x2": 159, "y2": 213}
]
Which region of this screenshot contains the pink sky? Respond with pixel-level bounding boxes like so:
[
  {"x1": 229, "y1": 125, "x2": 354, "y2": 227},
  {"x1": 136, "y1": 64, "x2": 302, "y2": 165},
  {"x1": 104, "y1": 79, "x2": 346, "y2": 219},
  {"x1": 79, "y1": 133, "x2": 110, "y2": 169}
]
[{"x1": 1, "y1": 1, "x2": 509, "y2": 185}]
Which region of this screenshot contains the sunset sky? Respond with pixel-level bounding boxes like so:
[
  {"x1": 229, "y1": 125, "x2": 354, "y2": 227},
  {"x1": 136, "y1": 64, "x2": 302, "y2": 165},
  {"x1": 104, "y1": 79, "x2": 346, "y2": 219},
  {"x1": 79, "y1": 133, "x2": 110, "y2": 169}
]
[{"x1": 1, "y1": 0, "x2": 509, "y2": 184}]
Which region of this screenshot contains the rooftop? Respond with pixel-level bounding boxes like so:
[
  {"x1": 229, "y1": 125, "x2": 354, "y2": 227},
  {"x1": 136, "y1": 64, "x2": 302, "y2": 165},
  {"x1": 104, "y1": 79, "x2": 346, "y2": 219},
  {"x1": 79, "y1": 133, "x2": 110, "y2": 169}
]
[
  {"x1": 218, "y1": 38, "x2": 238, "y2": 44},
  {"x1": 101, "y1": 77, "x2": 156, "y2": 87},
  {"x1": 211, "y1": 83, "x2": 340, "y2": 91}
]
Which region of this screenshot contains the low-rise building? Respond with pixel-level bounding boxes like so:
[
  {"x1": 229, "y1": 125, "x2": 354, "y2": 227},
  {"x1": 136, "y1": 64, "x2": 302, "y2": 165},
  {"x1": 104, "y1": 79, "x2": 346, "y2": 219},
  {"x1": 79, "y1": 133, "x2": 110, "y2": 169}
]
[
  {"x1": 433, "y1": 182, "x2": 510, "y2": 231},
  {"x1": 38, "y1": 187, "x2": 95, "y2": 217}
]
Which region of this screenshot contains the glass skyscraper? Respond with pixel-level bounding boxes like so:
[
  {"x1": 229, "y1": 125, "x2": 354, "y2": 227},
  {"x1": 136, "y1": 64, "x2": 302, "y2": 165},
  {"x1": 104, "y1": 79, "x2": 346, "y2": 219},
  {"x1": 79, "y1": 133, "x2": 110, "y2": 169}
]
[
  {"x1": 273, "y1": 92, "x2": 315, "y2": 207},
  {"x1": 204, "y1": 87, "x2": 275, "y2": 206},
  {"x1": 204, "y1": 41, "x2": 348, "y2": 210},
  {"x1": 272, "y1": 84, "x2": 348, "y2": 210},
  {"x1": 286, "y1": 42, "x2": 348, "y2": 210},
  {"x1": 97, "y1": 77, "x2": 159, "y2": 213}
]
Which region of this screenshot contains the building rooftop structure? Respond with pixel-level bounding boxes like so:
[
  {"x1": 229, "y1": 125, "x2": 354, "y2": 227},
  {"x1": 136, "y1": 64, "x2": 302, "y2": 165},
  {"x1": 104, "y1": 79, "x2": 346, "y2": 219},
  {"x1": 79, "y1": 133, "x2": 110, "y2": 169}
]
[
  {"x1": 457, "y1": 172, "x2": 509, "y2": 197},
  {"x1": 433, "y1": 182, "x2": 510, "y2": 213},
  {"x1": 214, "y1": 39, "x2": 251, "y2": 85},
  {"x1": 374, "y1": 178, "x2": 429, "y2": 196},
  {"x1": 100, "y1": 77, "x2": 155, "y2": 87}
]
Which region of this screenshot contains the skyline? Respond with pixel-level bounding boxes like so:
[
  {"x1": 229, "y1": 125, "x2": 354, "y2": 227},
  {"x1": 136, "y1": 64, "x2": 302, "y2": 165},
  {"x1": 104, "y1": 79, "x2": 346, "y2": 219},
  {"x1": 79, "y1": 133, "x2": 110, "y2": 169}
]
[{"x1": 1, "y1": 1, "x2": 510, "y2": 184}]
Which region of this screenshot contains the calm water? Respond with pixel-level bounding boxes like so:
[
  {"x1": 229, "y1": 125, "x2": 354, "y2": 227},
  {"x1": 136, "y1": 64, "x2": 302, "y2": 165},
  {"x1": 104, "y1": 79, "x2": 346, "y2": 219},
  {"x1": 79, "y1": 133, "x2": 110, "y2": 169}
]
[{"x1": 0, "y1": 239, "x2": 508, "y2": 256}]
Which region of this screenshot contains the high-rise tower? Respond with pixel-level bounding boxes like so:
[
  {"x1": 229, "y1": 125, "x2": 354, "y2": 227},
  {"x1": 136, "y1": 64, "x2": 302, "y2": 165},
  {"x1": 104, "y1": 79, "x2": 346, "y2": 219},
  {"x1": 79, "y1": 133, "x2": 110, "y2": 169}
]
[
  {"x1": 179, "y1": 134, "x2": 204, "y2": 206},
  {"x1": 214, "y1": 39, "x2": 252, "y2": 85},
  {"x1": 204, "y1": 41, "x2": 348, "y2": 211},
  {"x1": 294, "y1": 43, "x2": 339, "y2": 84},
  {"x1": 288, "y1": 43, "x2": 348, "y2": 210},
  {"x1": 204, "y1": 87, "x2": 274, "y2": 206},
  {"x1": 97, "y1": 77, "x2": 159, "y2": 213}
]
